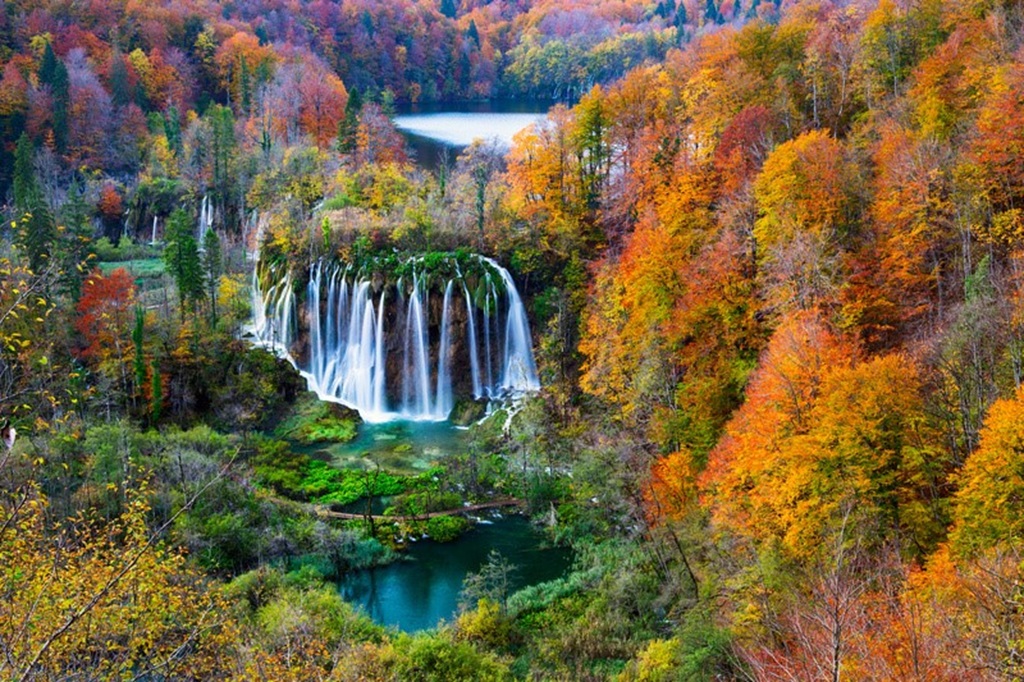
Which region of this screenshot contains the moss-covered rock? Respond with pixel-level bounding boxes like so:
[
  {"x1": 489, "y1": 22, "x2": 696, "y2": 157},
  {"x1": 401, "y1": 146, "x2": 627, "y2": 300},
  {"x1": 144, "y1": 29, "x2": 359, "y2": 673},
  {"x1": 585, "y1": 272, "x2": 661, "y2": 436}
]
[
  {"x1": 451, "y1": 398, "x2": 488, "y2": 426},
  {"x1": 274, "y1": 393, "x2": 360, "y2": 444}
]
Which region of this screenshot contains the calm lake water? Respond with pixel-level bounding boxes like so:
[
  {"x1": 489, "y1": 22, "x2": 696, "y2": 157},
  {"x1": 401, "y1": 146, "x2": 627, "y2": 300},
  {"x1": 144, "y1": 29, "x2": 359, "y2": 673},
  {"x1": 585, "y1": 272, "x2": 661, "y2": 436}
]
[
  {"x1": 394, "y1": 100, "x2": 551, "y2": 169},
  {"x1": 300, "y1": 420, "x2": 470, "y2": 474},
  {"x1": 340, "y1": 515, "x2": 572, "y2": 632}
]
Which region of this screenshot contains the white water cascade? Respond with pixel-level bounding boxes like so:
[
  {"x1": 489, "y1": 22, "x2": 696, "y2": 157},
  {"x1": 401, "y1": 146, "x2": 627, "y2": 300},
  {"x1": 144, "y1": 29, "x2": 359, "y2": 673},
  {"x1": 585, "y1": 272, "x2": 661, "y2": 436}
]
[
  {"x1": 197, "y1": 194, "x2": 213, "y2": 249},
  {"x1": 250, "y1": 254, "x2": 541, "y2": 423}
]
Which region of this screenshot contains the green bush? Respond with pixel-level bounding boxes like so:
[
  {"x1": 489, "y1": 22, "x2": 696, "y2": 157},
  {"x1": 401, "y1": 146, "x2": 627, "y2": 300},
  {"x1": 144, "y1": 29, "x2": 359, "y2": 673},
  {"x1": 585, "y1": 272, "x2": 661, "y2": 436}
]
[
  {"x1": 390, "y1": 632, "x2": 512, "y2": 681},
  {"x1": 251, "y1": 438, "x2": 310, "y2": 497},
  {"x1": 426, "y1": 515, "x2": 470, "y2": 542},
  {"x1": 389, "y1": 490, "x2": 462, "y2": 516},
  {"x1": 303, "y1": 461, "x2": 405, "y2": 506}
]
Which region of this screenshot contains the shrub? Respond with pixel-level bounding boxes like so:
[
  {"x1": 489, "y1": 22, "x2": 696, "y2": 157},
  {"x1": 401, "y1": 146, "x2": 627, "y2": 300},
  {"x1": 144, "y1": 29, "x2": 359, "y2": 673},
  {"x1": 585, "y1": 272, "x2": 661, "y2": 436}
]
[{"x1": 426, "y1": 515, "x2": 469, "y2": 542}]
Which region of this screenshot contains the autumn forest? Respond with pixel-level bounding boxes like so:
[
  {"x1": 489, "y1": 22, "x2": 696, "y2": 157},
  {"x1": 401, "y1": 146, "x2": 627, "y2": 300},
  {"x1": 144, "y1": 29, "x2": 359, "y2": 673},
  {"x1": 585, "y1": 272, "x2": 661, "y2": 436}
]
[{"x1": 2, "y1": 0, "x2": 1024, "y2": 678}]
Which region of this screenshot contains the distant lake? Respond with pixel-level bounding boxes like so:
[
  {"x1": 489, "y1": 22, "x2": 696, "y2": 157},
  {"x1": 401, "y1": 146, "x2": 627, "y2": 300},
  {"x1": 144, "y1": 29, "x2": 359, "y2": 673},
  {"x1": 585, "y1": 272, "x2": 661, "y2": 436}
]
[{"x1": 394, "y1": 100, "x2": 551, "y2": 169}]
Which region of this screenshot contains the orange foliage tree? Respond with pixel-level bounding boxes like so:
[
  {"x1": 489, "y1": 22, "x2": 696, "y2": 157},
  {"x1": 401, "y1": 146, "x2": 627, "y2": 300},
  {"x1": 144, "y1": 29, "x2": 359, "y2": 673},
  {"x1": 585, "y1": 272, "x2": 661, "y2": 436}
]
[
  {"x1": 294, "y1": 63, "x2": 348, "y2": 149},
  {"x1": 700, "y1": 312, "x2": 947, "y2": 558}
]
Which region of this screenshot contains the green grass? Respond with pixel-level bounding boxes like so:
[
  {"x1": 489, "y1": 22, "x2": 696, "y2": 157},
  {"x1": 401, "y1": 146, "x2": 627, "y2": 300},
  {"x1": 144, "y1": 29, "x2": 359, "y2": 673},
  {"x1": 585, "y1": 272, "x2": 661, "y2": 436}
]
[{"x1": 98, "y1": 259, "x2": 166, "y2": 278}]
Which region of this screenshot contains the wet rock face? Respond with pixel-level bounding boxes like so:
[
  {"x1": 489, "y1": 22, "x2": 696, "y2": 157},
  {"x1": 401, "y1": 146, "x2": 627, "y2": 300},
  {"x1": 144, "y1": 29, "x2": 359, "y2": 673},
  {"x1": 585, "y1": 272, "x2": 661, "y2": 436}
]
[{"x1": 253, "y1": 254, "x2": 539, "y2": 421}]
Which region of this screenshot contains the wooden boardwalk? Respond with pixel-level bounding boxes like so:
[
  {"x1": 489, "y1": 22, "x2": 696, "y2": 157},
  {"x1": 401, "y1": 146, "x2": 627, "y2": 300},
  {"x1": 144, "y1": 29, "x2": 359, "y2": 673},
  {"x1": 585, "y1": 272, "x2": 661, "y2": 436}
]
[{"x1": 313, "y1": 498, "x2": 523, "y2": 522}]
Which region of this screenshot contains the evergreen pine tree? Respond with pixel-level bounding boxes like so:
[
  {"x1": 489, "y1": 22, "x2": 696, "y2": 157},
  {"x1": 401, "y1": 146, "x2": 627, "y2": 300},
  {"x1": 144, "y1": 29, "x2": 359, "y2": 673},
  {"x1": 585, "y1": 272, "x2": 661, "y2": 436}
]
[
  {"x1": 12, "y1": 135, "x2": 55, "y2": 273},
  {"x1": 208, "y1": 105, "x2": 235, "y2": 209},
  {"x1": 440, "y1": 0, "x2": 457, "y2": 19},
  {"x1": 150, "y1": 358, "x2": 162, "y2": 422},
  {"x1": 132, "y1": 306, "x2": 146, "y2": 399},
  {"x1": 20, "y1": 204, "x2": 56, "y2": 274},
  {"x1": 466, "y1": 20, "x2": 480, "y2": 48},
  {"x1": 676, "y1": 3, "x2": 688, "y2": 29},
  {"x1": 202, "y1": 227, "x2": 222, "y2": 328},
  {"x1": 704, "y1": 0, "x2": 720, "y2": 24},
  {"x1": 59, "y1": 178, "x2": 93, "y2": 300},
  {"x1": 38, "y1": 42, "x2": 58, "y2": 88},
  {"x1": 39, "y1": 44, "x2": 69, "y2": 152},
  {"x1": 50, "y1": 60, "x2": 69, "y2": 152},
  {"x1": 110, "y1": 53, "x2": 132, "y2": 107},
  {"x1": 338, "y1": 88, "x2": 362, "y2": 153},
  {"x1": 164, "y1": 106, "x2": 182, "y2": 155},
  {"x1": 163, "y1": 208, "x2": 204, "y2": 319},
  {"x1": 12, "y1": 134, "x2": 39, "y2": 212}
]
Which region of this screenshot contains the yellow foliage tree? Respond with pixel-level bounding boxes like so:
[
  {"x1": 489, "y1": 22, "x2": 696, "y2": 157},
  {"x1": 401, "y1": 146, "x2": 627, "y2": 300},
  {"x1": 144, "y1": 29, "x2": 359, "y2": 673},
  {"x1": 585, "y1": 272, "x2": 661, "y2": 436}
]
[
  {"x1": 0, "y1": 477, "x2": 237, "y2": 680},
  {"x1": 753, "y1": 129, "x2": 857, "y2": 310},
  {"x1": 949, "y1": 386, "x2": 1024, "y2": 557}
]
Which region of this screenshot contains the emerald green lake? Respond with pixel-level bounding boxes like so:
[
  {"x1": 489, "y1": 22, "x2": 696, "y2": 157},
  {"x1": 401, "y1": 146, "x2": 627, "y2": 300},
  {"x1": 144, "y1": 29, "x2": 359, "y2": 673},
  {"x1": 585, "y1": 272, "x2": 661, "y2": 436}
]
[{"x1": 339, "y1": 515, "x2": 571, "y2": 632}]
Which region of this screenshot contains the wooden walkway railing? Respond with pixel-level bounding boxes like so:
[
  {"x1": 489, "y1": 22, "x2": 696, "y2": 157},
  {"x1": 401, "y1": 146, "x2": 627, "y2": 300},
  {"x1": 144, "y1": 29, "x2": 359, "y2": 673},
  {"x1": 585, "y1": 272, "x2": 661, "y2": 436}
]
[{"x1": 312, "y1": 498, "x2": 523, "y2": 522}]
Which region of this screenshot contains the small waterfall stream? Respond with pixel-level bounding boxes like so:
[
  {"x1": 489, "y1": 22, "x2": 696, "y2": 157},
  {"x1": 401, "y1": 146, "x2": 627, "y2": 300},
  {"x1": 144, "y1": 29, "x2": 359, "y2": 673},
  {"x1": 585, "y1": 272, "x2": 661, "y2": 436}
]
[
  {"x1": 197, "y1": 194, "x2": 213, "y2": 249},
  {"x1": 251, "y1": 254, "x2": 540, "y2": 422}
]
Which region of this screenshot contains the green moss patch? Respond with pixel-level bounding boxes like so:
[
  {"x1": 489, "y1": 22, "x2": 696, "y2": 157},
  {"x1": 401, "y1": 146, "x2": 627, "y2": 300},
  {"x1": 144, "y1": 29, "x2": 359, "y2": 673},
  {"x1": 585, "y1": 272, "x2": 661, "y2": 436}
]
[{"x1": 274, "y1": 393, "x2": 359, "y2": 445}]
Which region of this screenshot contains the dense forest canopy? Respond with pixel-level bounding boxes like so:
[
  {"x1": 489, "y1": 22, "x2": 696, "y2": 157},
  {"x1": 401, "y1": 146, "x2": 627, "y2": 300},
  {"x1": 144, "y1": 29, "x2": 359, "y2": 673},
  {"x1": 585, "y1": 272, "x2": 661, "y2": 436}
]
[{"x1": 3, "y1": 0, "x2": 1024, "y2": 679}]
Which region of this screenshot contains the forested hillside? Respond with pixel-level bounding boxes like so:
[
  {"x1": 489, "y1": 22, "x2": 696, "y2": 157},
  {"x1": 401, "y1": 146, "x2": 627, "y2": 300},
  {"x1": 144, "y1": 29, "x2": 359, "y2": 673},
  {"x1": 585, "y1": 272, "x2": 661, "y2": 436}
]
[{"x1": 3, "y1": 0, "x2": 1024, "y2": 679}]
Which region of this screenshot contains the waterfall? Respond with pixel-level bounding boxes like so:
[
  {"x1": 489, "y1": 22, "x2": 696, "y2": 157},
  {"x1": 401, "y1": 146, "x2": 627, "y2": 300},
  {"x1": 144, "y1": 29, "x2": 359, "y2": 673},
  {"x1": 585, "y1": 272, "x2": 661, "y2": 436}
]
[
  {"x1": 249, "y1": 254, "x2": 539, "y2": 423},
  {"x1": 373, "y1": 291, "x2": 387, "y2": 415},
  {"x1": 150, "y1": 215, "x2": 158, "y2": 245},
  {"x1": 461, "y1": 281, "x2": 482, "y2": 399},
  {"x1": 484, "y1": 256, "x2": 541, "y2": 392},
  {"x1": 434, "y1": 280, "x2": 454, "y2": 419},
  {"x1": 198, "y1": 194, "x2": 212, "y2": 249},
  {"x1": 251, "y1": 262, "x2": 296, "y2": 354},
  {"x1": 402, "y1": 274, "x2": 432, "y2": 418}
]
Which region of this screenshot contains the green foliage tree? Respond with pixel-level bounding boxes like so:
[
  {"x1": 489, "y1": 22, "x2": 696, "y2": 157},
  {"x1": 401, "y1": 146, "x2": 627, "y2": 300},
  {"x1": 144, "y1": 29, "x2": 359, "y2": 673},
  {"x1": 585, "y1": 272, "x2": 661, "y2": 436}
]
[
  {"x1": 57, "y1": 178, "x2": 93, "y2": 300},
  {"x1": 163, "y1": 208, "x2": 204, "y2": 318},
  {"x1": 461, "y1": 550, "x2": 516, "y2": 614},
  {"x1": 150, "y1": 357, "x2": 162, "y2": 422},
  {"x1": 12, "y1": 135, "x2": 55, "y2": 274},
  {"x1": 208, "y1": 105, "x2": 236, "y2": 212},
  {"x1": 38, "y1": 43, "x2": 68, "y2": 152},
  {"x1": 133, "y1": 306, "x2": 146, "y2": 399},
  {"x1": 202, "y1": 228, "x2": 222, "y2": 327},
  {"x1": 338, "y1": 88, "x2": 362, "y2": 153},
  {"x1": 164, "y1": 106, "x2": 182, "y2": 155},
  {"x1": 109, "y1": 52, "x2": 132, "y2": 107},
  {"x1": 12, "y1": 133, "x2": 38, "y2": 213}
]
